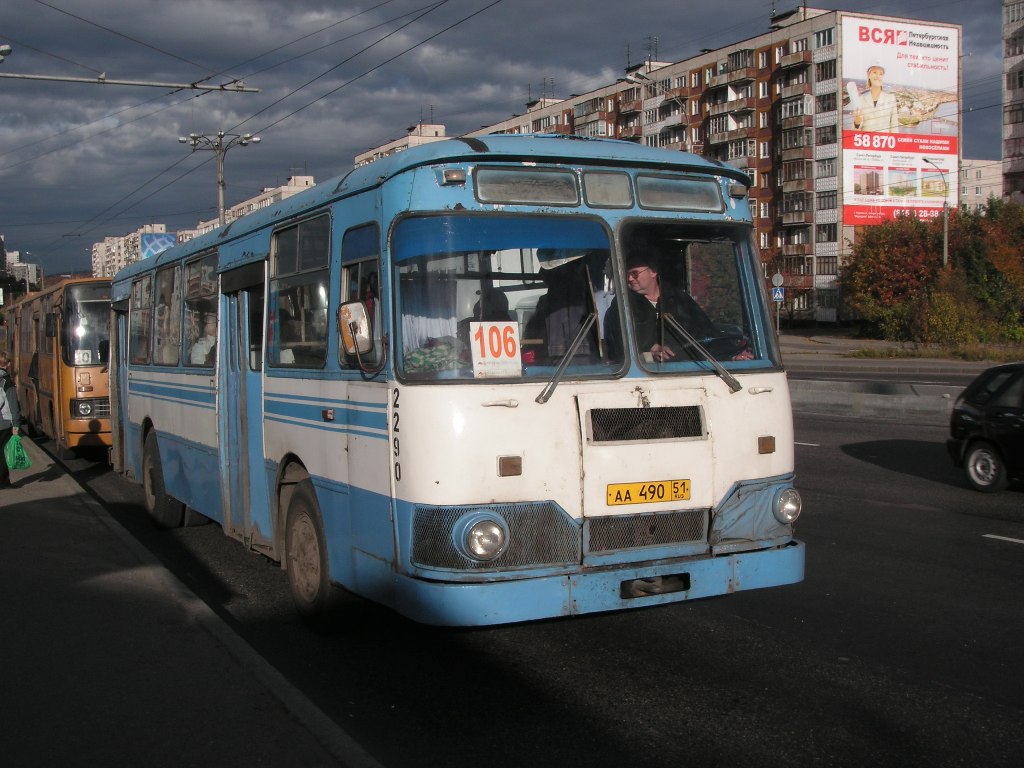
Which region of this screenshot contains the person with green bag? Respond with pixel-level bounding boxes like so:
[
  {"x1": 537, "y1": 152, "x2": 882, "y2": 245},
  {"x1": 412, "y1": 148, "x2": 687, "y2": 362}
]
[{"x1": 0, "y1": 350, "x2": 24, "y2": 488}]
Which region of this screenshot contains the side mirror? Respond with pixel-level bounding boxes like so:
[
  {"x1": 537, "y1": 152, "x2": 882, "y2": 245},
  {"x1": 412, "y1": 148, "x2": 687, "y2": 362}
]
[
  {"x1": 45, "y1": 312, "x2": 58, "y2": 339},
  {"x1": 337, "y1": 300, "x2": 372, "y2": 355}
]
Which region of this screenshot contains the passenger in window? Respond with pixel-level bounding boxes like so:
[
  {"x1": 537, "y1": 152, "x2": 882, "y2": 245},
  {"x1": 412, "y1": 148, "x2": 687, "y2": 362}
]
[
  {"x1": 605, "y1": 253, "x2": 751, "y2": 362},
  {"x1": 190, "y1": 313, "x2": 217, "y2": 365},
  {"x1": 523, "y1": 258, "x2": 601, "y2": 364}
]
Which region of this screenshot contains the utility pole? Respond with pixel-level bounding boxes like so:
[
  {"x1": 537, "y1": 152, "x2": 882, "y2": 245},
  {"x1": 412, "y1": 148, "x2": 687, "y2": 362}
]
[
  {"x1": 923, "y1": 157, "x2": 949, "y2": 267},
  {"x1": 178, "y1": 132, "x2": 261, "y2": 227},
  {"x1": 0, "y1": 42, "x2": 259, "y2": 92}
]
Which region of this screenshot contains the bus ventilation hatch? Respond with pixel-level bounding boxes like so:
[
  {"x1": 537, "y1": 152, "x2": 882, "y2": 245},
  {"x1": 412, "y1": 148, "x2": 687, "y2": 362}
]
[{"x1": 589, "y1": 406, "x2": 703, "y2": 442}]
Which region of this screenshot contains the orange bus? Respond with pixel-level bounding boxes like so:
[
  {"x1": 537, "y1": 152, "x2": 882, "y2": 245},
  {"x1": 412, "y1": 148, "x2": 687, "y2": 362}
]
[{"x1": 1, "y1": 277, "x2": 112, "y2": 456}]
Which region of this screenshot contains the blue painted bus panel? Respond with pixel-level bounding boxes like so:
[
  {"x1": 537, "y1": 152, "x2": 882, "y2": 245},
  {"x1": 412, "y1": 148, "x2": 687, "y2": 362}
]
[{"x1": 391, "y1": 541, "x2": 805, "y2": 627}]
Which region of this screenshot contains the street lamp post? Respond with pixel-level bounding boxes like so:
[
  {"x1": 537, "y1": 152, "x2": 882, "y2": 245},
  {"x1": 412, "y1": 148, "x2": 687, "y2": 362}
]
[
  {"x1": 178, "y1": 131, "x2": 261, "y2": 227},
  {"x1": 923, "y1": 157, "x2": 949, "y2": 267}
]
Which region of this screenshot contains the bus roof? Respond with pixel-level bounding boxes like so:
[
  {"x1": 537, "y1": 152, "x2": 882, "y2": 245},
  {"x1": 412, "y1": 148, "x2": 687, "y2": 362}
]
[{"x1": 110, "y1": 134, "x2": 749, "y2": 295}]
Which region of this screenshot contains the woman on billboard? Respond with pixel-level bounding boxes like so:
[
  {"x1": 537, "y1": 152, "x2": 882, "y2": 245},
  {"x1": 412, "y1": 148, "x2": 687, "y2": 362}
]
[{"x1": 850, "y1": 64, "x2": 898, "y2": 132}]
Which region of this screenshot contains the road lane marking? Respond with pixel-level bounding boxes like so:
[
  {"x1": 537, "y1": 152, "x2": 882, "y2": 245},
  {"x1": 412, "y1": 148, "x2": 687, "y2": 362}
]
[
  {"x1": 795, "y1": 441, "x2": 819, "y2": 447},
  {"x1": 983, "y1": 534, "x2": 1024, "y2": 546}
]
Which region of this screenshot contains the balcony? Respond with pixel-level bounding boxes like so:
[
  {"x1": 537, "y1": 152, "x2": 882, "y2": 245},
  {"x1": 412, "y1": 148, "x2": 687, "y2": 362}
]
[
  {"x1": 780, "y1": 145, "x2": 813, "y2": 162},
  {"x1": 779, "y1": 82, "x2": 811, "y2": 100},
  {"x1": 617, "y1": 125, "x2": 643, "y2": 140},
  {"x1": 781, "y1": 244, "x2": 813, "y2": 257},
  {"x1": 1005, "y1": 155, "x2": 1024, "y2": 175},
  {"x1": 707, "y1": 126, "x2": 753, "y2": 146},
  {"x1": 780, "y1": 113, "x2": 813, "y2": 131},
  {"x1": 782, "y1": 178, "x2": 813, "y2": 194},
  {"x1": 618, "y1": 99, "x2": 642, "y2": 115},
  {"x1": 781, "y1": 211, "x2": 813, "y2": 226},
  {"x1": 779, "y1": 50, "x2": 812, "y2": 69},
  {"x1": 709, "y1": 66, "x2": 758, "y2": 88},
  {"x1": 545, "y1": 124, "x2": 573, "y2": 135},
  {"x1": 708, "y1": 97, "x2": 753, "y2": 116},
  {"x1": 781, "y1": 272, "x2": 814, "y2": 289},
  {"x1": 725, "y1": 155, "x2": 755, "y2": 170}
]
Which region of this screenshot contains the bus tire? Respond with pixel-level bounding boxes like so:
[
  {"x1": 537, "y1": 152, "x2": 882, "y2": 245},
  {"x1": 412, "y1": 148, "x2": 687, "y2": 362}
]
[
  {"x1": 142, "y1": 431, "x2": 185, "y2": 528},
  {"x1": 285, "y1": 479, "x2": 340, "y2": 624}
]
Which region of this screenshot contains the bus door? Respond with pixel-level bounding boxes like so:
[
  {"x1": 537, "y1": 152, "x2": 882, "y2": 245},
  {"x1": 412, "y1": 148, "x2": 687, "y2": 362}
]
[
  {"x1": 219, "y1": 270, "x2": 271, "y2": 553},
  {"x1": 109, "y1": 304, "x2": 129, "y2": 473}
]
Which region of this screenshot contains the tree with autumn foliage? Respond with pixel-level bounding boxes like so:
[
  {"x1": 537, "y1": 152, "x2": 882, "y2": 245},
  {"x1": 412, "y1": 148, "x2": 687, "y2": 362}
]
[{"x1": 842, "y1": 202, "x2": 1024, "y2": 344}]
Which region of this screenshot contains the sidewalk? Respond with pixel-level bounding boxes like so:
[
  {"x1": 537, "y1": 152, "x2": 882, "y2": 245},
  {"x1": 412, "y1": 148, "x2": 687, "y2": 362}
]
[{"x1": 0, "y1": 438, "x2": 379, "y2": 768}]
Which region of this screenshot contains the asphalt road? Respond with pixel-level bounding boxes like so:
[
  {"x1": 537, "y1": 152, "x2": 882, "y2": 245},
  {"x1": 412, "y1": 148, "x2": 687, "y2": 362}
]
[{"x1": 64, "y1": 409, "x2": 1024, "y2": 768}]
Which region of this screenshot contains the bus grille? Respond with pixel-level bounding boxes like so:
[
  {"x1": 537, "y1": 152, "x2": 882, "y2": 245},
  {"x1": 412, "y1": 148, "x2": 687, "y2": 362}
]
[
  {"x1": 589, "y1": 406, "x2": 703, "y2": 442},
  {"x1": 412, "y1": 502, "x2": 580, "y2": 571},
  {"x1": 587, "y1": 509, "x2": 708, "y2": 553},
  {"x1": 94, "y1": 398, "x2": 111, "y2": 418}
]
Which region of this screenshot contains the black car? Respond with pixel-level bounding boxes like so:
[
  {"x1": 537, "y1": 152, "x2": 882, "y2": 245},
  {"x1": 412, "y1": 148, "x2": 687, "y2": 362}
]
[{"x1": 947, "y1": 362, "x2": 1024, "y2": 492}]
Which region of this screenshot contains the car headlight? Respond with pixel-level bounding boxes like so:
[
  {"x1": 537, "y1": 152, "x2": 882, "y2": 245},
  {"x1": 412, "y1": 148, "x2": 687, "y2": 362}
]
[
  {"x1": 453, "y1": 512, "x2": 509, "y2": 561},
  {"x1": 772, "y1": 487, "x2": 802, "y2": 524}
]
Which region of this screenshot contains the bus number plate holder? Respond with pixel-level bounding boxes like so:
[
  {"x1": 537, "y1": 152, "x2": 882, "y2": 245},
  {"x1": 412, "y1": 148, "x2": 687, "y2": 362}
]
[{"x1": 606, "y1": 480, "x2": 690, "y2": 506}]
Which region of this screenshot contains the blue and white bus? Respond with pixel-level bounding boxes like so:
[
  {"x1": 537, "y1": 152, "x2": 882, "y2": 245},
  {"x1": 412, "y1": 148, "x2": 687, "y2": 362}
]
[{"x1": 110, "y1": 135, "x2": 803, "y2": 626}]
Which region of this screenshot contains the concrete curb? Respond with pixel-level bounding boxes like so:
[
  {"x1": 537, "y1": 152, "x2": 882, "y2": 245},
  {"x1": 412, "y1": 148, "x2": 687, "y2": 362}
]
[{"x1": 789, "y1": 378, "x2": 955, "y2": 426}]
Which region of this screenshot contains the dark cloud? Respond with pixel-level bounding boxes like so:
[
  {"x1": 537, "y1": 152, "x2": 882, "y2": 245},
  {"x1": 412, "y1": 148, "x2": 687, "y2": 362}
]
[{"x1": 0, "y1": 0, "x2": 1003, "y2": 273}]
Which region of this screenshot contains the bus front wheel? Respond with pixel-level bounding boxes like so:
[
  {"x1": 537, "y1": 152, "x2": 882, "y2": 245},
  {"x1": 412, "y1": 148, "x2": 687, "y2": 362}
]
[
  {"x1": 285, "y1": 480, "x2": 337, "y2": 623},
  {"x1": 142, "y1": 431, "x2": 185, "y2": 528}
]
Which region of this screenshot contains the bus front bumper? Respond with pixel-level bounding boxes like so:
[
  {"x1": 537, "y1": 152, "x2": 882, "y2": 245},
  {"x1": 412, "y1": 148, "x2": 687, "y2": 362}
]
[{"x1": 390, "y1": 539, "x2": 805, "y2": 627}]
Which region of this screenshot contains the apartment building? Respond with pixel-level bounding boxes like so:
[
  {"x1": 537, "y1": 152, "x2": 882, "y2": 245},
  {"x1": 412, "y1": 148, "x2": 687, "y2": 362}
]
[
  {"x1": 1004, "y1": 1, "x2": 1024, "y2": 198},
  {"x1": 960, "y1": 158, "x2": 1002, "y2": 212},
  {"x1": 90, "y1": 176, "x2": 316, "y2": 277},
  {"x1": 455, "y1": 6, "x2": 960, "y2": 322},
  {"x1": 355, "y1": 123, "x2": 448, "y2": 167}
]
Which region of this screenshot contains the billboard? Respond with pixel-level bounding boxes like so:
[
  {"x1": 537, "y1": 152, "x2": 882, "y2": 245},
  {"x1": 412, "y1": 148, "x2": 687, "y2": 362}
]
[
  {"x1": 841, "y1": 15, "x2": 959, "y2": 226},
  {"x1": 140, "y1": 232, "x2": 177, "y2": 259}
]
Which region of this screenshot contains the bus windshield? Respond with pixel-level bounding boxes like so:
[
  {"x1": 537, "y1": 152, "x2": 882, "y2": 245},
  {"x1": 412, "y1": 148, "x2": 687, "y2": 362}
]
[
  {"x1": 395, "y1": 214, "x2": 618, "y2": 380},
  {"x1": 394, "y1": 214, "x2": 769, "y2": 381},
  {"x1": 63, "y1": 283, "x2": 111, "y2": 367}
]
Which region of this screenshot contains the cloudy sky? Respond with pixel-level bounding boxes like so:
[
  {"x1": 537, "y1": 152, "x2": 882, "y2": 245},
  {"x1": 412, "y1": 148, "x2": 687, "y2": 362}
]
[{"x1": 0, "y1": 0, "x2": 1005, "y2": 274}]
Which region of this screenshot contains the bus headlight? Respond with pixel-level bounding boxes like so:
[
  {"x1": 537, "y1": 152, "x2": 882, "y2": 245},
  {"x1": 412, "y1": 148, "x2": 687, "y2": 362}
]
[
  {"x1": 772, "y1": 487, "x2": 802, "y2": 524},
  {"x1": 453, "y1": 512, "x2": 509, "y2": 562},
  {"x1": 74, "y1": 400, "x2": 93, "y2": 417}
]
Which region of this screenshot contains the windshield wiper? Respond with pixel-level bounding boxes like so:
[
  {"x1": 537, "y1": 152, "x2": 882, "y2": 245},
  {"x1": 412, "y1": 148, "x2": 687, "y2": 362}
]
[
  {"x1": 661, "y1": 313, "x2": 742, "y2": 393},
  {"x1": 535, "y1": 312, "x2": 597, "y2": 404}
]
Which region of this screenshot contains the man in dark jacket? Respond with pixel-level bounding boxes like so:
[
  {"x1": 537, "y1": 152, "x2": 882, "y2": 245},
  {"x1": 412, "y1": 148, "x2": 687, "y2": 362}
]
[{"x1": 604, "y1": 254, "x2": 718, "y2": 363}]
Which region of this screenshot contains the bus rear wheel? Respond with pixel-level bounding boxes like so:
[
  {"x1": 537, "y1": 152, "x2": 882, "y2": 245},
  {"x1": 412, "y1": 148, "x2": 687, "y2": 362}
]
[
  {"x1": 142, "y1": 431, "x2": 185, "y2": 528},
  {"x1": 285, "y1": 479, "x2": 341, "y2": 624}
]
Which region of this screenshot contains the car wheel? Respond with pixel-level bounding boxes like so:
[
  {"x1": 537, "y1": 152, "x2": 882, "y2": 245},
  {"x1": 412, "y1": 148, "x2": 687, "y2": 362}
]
[{"x1": 964, "y1": 441, "x2": 1008, "y2": 493}]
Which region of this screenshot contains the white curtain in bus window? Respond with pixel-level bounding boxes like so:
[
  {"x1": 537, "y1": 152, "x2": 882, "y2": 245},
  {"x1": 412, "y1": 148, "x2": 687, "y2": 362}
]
[
  {"x1": 184, "y1": 252, "x2": 219, "y2": 367},
  {"x1": 129, "y1": 276, "x2": 153, "y2": 365},
  {"x1": 269, "y1": 215, "x2": 330, "y2": 368},
  {"x1": 153, "y1": 266, "x2": 182, "y2": 366}
]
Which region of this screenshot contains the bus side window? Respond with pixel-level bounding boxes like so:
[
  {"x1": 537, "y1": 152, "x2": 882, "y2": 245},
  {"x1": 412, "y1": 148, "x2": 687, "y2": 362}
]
[
  {"x1": 269, "y1": 215, "x2": 330, "y2": 368},
  {"x1": 153, "y1": 266, "x2": 182, "y2": 366},
  {"x1": 184, "y1": 253, "x2": 219, "y2": 368},
  {"x1": 339, "y1": 223, "x2": 382, "y2": 370},
  {"x1": 129, "y1": 276, "x2": 153, "y2": 365}
]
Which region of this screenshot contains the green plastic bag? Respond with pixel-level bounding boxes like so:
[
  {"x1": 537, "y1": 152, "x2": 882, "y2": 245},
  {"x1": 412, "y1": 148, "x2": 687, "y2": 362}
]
[{"x1": 4, "y1": 434, "x2": 31, "y2": 470}]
